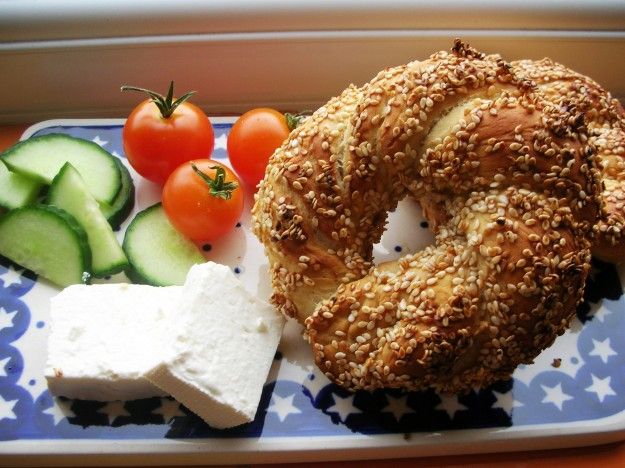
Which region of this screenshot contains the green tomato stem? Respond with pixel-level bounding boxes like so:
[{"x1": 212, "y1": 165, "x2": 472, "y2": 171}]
[
  {"x1": 121, "y1": 81, "x2": 196, "y2": 118},
  {"x1": 285, "y1": 111, "x2": 312, "y2": 131},
  {"x1": 191, "y1": 163, "x2": 238, "y2": 200}
]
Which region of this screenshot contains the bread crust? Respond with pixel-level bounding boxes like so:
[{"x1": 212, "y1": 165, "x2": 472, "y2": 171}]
[
  {"x1": 511, "y1": 58, "x2": 625, "y2": 263},
  {"x1": 252, "y1": 41, "x2": 602, "y2": 392}
]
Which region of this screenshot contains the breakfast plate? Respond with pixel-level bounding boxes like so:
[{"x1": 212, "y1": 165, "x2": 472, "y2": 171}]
[{"x1": 1, "y1": 119, "x2": 625, "y2": 465}]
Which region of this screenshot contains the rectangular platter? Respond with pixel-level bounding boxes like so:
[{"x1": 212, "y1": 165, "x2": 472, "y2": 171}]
[{"x1": 1, "y1": 118, "x2": 625, "y2": 466}]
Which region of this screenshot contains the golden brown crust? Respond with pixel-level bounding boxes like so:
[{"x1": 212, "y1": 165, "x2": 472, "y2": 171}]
[
  {"x1": 252, "y1": 41, "x2": 602, "y2": 392},
  {"x1": 511, "y1": 58, "x2": 625, "y2": 263}
]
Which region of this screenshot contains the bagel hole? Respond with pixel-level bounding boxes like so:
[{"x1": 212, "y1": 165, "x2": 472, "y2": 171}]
[{"x1": 372, "y1": 198, "x2": 436, "y2": 265}]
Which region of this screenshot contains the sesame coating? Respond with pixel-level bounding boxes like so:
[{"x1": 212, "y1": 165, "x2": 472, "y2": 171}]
[
  {"x1": 251, "y1": 40, "x2": 603, "y2": 392},
  {"x1": 511, "y1": 58, "x2": 625, "y2": 263}
]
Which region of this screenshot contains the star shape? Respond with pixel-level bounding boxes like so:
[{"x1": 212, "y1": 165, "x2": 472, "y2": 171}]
[
  {"x1": 43, "y1": 397, "x2": 75, "y2": 425},
  {"x1": 0, "y1": 265, "x2": 23, "y2": 287},
  {"x1": 541, "y1": 383, "x2": 573, "y2": 411},
  {"x1": 97, "y1": 401, "x2": 130, "y2": 425},
  {"x1": 589, "y1": 338, "x2": 617, "y2": 364},
  {"x1": 152, "y1": 398, "x2": 185, "y2": 423},
  {"x1": 382, "y1": 394, "x2": 414, "y2": 421},
  {"x1": 326, "y1": 393, "x2": 361, "y2": 423},
  {"x1": 586, "y1": 374, "x2": 616, "y2": 403},
  {"x1": 267, "y1": 393, "x2": 301, "y2": 422},
  {"x1": 0, "y1": 307, "x2": 17, "y2": 332},
  {"x1": 0, "y1": 357, "x2": 10, "y2": 378},
  {"x1": 435, "y1": 394, "x2": 467, "y2": 419},
  {"x1": 92, "y1": 135, "x2": 108, "y2": 147},
  {"x1": 0, "y1": 395, "x2": 18, "y2": 421},
  {"x1": 491, "y1": 389, "x2": 523, "y2": 416},
  {"x1": 590, "y1": 304, "x2": 612, "y2": 323},
  {"x1": 284, "y1": 361, "x2": 328, "y2": 401},
  {"x1": 214, "y1": 133, "x2": 228, "y2": 151}
]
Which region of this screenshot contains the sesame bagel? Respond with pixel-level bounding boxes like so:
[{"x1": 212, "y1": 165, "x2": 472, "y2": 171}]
[
  {"x1": 251, "y1": 41, "x2": 602, "y2": 392},
  {"x1": 511, "y1": 58, "x2": 625, "y2": 263}
]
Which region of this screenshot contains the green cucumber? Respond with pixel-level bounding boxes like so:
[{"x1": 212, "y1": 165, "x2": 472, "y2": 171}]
[
  {"x1": 123, "y1": 203, "x2": 205, "y2": 286},
  {"x1": 0, "y1": 205, "x2": 91, "y2": 287},
  {"x1": 0, "y1": 160, "x2": 42, "y2": 210},
  {"x1": 100, "y1": 157, "x2": 135, "y2": 230},
  {"x1": 1, "y1": 133, "x2": 121, "y2": 204},
  {"x1": 47, "y1": 162, "x2": 128, "y2": 277}
]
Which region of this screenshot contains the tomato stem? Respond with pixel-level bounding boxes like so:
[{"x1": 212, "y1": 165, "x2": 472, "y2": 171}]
[
  {"x1": 285, "y1": 111, "x2": 312, "y2": 131},
  {"x1": 191, "y1": 163, "x2": 238, "y2": 200},
  {"x1": 121, "y1": 81, "x2": 196, "y2": 118}
]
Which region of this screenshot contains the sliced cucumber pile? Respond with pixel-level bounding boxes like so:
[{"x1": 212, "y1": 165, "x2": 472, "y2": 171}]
[
  {"x1": 1, "y1": 133, "x2": 121, "y2": 204},
  {"x1": 123, "y1": 203, "x2": 205, "y2": 286},
  {"x1": 47, "y1": 163, "x2": 129, "y2": 277},
  {"x1": 0, "y1": 133, "x2": 136, "y2": 287},
  {"x1": 1, "y1": 130, "x2": 204, "y2": 289},
  {"x1": 0, "y1": 205, "x2": 91, "y2": 287},
  {"x1": 0, "y1": 161, "x2": 42, "y2": 210}
]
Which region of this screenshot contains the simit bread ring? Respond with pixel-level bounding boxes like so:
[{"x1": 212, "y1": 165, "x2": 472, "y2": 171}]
[
  {"x1": 511, "y1": 58, "x2": 625, "y2": 263},
  {"x1": 251, "y1": 41, "x2": 602, "y2": 392}
]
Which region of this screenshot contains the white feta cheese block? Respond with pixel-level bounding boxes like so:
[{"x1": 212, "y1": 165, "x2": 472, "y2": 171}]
[
  {"x1": 146, "y1": 262, "x2": 285, "y2": 429},
  {"x1": 46, "y1": 283, "x2": 181, "y2": 401}
]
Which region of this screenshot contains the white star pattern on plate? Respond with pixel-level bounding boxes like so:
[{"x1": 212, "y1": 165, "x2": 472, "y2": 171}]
[
  {"x1": 382, "y1": 394, "x2": 414, "y2": 421},
  {"x1": 0, "y1": 395, "x2": 18, "y2": 421},
  {"x1": 152, "y1": 398, "x2": 185, "y2": 423},
  {"x1": 285, "y1": 362, "x2": 327, "y2": 401},
  {"x1": 541, "y1": 383, "x2": 573, "y2": 411},
  {"x1": 11, "y1": 278, "x2": 55, "y2": 401},
  {"x1": 111, "y1": 150, "x2": 121, "y2": 158},
  {"x1": 92, "y1": 135, "x2": 108, "y2": 147},
  {"x1": 302, "y1": 373, "x2": 330, "y2": 402},
  {"x1": 214, "y1": 133, "x2": 228, "y2": 151},
  {"x1": 327, "y1": 394, "x2": 360, "y2": 423},
  {"x1": 97, "y1": 401, "x2": 130, "y2": 425},
  {"x1": 589, "y1": 302, "x2": 612, "y2": 323},
  {"x1": 0, "y1": 357, "x2": 10, "y2": 378},
  {"x1": 0, "y1": 307, "x2": 17, "y2": 332},
  {"x1": 0, "y1": 265, "x2": 23, "y2": 287},
  {"x1": 589, "y1": 338, "x2": 617, "y2": 364},
  {"x1": 586, "y1": 375, "x2": 616, "y2": 403},
  {"x1": 267, "y1": 393, "x2": 301, "y2": 422},
  {"x1": 43, "y1": 397, "x2": 75, "y2": 425},
  {"x1": 513, "y1": 325, "x2": 584, "y2": 383},
  {"x1": 491, "y1": 390, "x2": 524, "y2": 416},
  {"x1": 436, "y1": 394, "x2": 467, "y2": 419}
]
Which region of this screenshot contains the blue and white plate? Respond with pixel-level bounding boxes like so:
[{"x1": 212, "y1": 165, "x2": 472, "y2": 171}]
[{"x1": 1, "y1": 119, "x2": 625, "y2": 465}]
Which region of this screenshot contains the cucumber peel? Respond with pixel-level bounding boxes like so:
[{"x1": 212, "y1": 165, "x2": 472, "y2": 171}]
[
  {"x1": 0, "y1": 205, "x2": 91, "y2": 287},
  {"x1": 99, "y1": 157, "x2": 135, "y2": 230}
]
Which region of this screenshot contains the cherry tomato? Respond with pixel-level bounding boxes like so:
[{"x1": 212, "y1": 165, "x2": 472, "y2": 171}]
[
  {"x1": 162, "y1": 159, "x2": 244, "y2": 243},
  {"x1": 122, "y1": 82, "x2": 214, "y2": 185},
  {"x1": 227, "y1": 108, "x2": 291, "y2": 187}
]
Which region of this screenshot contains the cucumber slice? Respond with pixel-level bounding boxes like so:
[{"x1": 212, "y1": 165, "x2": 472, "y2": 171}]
[
  {"x1": 0, "y1": 160, "x2": 42, "y2": 210},
  {"x1": 123, "y1": 203, "x2": 205, "y2": 286},
  {"x1": 99, "y1": 157, "x2": 135, "y2": 230},
  {"x1": 47, "y1": 162, "x2": 129, "y2": 277},
  {"x1": 0, "y1": 205, "x2": 91, "y2": 287},
  {"x1": 1, "y1": 133, "x2": 121, "y2": 204}
]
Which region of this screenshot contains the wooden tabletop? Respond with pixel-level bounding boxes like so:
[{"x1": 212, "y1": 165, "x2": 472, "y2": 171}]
[{"x1": 2, "y1": 123, "x2": 625, "y2": 467}]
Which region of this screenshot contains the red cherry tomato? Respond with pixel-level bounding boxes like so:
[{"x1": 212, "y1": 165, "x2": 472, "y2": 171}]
[
  {"x1": 122, "y1": 83, "x2": 214, "y2": 185},
  {"x1": 227, "y1": 108, "x2": 291, "y2": 187},
  {"x1": 162, "y1": 159, "x2": 244, "y2": 243}
]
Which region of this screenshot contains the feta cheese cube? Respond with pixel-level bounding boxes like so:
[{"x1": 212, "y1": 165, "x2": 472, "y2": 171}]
[
  {"x1": 46, "y1": 283, "x2": 180, "y2": 401},
  {"x1": 146, "y1": 262, "x2": 285, "y2": 428}
]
